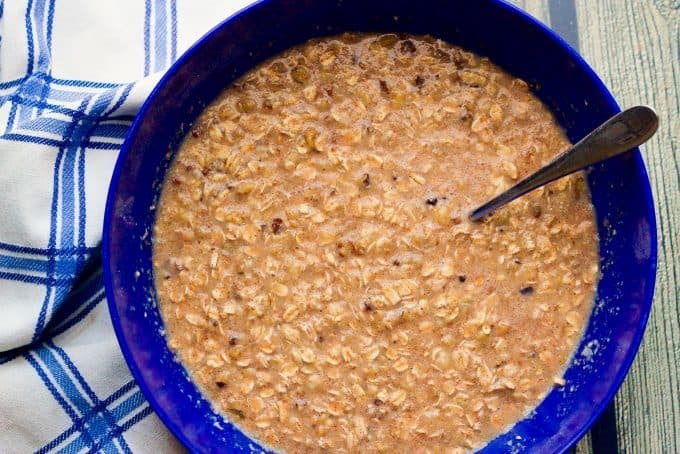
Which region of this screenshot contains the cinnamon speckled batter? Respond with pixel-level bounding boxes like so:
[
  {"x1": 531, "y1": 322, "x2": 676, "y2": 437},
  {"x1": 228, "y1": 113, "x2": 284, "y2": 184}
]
[{"x1": 153, "y1": 33, "x2": 599, "y2": 453}]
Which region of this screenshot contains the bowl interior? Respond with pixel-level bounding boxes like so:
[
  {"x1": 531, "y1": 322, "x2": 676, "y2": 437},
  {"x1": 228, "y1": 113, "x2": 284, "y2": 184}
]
[{"x1": 103, "y1": 0, "x2": 657, "y2": 452}]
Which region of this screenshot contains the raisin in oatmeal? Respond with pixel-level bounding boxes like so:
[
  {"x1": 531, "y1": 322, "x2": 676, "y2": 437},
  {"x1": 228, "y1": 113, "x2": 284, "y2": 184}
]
[{"x1": 153, "y1": 33, "x2": 599, "y2": 453}]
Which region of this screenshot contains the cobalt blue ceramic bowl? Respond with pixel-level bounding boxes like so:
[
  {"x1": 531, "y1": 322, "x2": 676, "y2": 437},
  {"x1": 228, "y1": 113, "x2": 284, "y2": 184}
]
[{"x1": 103, "y1": 0, "x2": 657, "y2": 452}]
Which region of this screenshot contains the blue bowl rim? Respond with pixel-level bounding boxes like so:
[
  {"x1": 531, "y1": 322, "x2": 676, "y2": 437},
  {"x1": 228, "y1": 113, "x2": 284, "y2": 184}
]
[{"x1": 102, "y1": 0, "x2": 658, "y2": 452}]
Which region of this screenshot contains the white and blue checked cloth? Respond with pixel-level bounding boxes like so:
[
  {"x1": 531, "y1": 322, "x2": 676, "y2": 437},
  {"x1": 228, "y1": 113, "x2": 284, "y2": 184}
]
[{"x1": 0, "y1": 1, "x2": 254, "y2": 451}]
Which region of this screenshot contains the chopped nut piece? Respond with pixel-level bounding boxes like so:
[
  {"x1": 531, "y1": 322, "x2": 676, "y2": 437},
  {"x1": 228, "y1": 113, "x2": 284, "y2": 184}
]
[{"x1": 271, "y1": 218, "x2": 284, "y2": 234}]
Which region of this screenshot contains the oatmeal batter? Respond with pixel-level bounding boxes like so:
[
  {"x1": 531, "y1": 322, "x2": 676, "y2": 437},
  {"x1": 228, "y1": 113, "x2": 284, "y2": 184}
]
[{"x1": 153, "y1": 34, "x2": 599, "y2": 453}]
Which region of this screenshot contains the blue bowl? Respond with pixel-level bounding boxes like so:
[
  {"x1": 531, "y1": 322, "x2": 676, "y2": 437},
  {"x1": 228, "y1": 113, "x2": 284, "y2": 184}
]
[{"x1": 103, "y1": 0, "x2": 657, "y2": 452}]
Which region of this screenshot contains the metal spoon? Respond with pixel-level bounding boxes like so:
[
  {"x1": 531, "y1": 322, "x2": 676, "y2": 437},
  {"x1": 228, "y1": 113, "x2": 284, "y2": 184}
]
[{"x1": 469, "y1": 105, "x2": 659, "y2": 222}]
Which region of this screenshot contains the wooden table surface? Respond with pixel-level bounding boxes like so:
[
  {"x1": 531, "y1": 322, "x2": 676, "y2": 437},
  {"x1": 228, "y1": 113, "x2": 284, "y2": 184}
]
[{"x1": 508, "y1": 1, "x2": 680, "y2": 452}]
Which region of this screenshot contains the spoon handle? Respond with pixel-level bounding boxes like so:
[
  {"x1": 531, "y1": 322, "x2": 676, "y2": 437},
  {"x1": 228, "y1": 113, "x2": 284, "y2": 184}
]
[{"x1": 469, "y1": 105, "x2": 659, "y2": 222}]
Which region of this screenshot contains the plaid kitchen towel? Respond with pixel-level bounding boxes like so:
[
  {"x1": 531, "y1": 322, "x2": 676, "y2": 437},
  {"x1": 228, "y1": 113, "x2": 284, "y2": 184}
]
[{"x1": 0, "y1": 1, "x2": 254, "y2": 451}]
